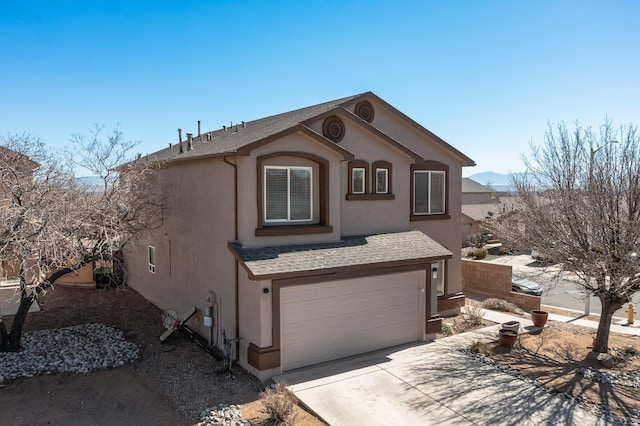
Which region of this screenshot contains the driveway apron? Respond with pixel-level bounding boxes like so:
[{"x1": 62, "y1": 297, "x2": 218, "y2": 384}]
[{"x1": 276, "y1": 326, "x2": 605, "y2": 426}]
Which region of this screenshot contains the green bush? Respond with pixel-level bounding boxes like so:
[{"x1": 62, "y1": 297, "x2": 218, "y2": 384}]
[
  {"x1": 474, "y1": 248, "x2": 488, "y2": 259},
  {"x1": 481, "y1": 298, "x2": 523, "y2": 315}
]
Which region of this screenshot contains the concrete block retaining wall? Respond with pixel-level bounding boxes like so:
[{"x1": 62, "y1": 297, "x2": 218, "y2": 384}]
[{"x1": 462, "y1": 259, "x2": 540, "y2": 312}]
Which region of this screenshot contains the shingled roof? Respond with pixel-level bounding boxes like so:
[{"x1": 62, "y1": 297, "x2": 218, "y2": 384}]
[
  {"x1": 228, "y1": 230, "x2": 452, "y2": 280},
  {"x1": 142, "y1": 93, "x2": 362, "y2": 163},
  {"x1": 136, "y1": 92, "x2": 475, "y2": 166}
]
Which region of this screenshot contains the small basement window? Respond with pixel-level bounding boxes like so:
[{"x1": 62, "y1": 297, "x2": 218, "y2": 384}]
[{"x1": 148, "y1": 245, "x2": 156, "y2": 273}]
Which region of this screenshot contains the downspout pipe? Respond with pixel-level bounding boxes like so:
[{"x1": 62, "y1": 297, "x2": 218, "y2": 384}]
[{"x1": 223, "y1": 156, "x2": 240, "y2": 360}]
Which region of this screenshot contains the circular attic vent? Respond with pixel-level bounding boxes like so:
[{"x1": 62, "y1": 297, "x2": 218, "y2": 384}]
[
  {"x1": 354, "y1": 101, "x2": 374, "y2": 123},
  {"x1": 322, "y1": 116, "x2": 345, "y2": 142}
]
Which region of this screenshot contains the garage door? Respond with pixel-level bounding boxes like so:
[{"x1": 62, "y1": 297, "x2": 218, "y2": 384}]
[{"x1": 280, "y1": 271, "x2": 424, "y2": 371}]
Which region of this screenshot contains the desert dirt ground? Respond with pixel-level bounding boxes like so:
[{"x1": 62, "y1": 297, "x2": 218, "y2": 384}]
[
  {"x1": 1, "y1": 285, "x2": 638, "y2": 425},
  {"x1": 490, "y1": 321, "x2": 640, "y2": 420},
  {"x1": 0, "y1": 285, "x2": 323, "y2": 426}
]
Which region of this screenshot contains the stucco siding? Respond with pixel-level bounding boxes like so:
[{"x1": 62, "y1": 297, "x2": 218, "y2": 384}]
[
  {"x1": 236, "y1": 133, "x2": 344, "y2": 247},
  {"x1": 125, "y1": 157, "x2": 238, "y2": 345},
  {"x1": 337, "y1": 123, "x2": 414, "y2": 236}
]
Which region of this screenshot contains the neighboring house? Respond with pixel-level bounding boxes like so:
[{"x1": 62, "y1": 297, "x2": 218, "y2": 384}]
[
  {"x1": 461, "y1": 177, "x2": 496, "y2": 204},
  {"x1": 124, "y1": 92, "x2": 475, "y2": 381},
  {"x1": 0, "y1": 147, "x2": 39, "y2": 283},
  {"x1": 461, "y1": 178, "x2": 500, "y2": 245}
]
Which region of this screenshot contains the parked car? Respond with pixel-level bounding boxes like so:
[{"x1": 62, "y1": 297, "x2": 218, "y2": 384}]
[
  {"x1": 531, "y1": 249, "x2": 554, "y2": 263},
  {"x1": 511, "y1": 272, "x2": 543, "y2": 296}
]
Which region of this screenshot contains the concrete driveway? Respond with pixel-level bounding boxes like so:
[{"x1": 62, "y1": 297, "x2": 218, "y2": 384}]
[{"x1": 277, "y1": 326, "x2": 605, "y2": 426}]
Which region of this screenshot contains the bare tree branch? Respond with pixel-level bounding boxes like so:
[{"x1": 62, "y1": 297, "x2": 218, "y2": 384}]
[
  {"x1": 488, "y1": 120, "x2": 640, "y2": 353},
  {"x1": 0, "y1": 129, "x2": 162, "y2": 351}
]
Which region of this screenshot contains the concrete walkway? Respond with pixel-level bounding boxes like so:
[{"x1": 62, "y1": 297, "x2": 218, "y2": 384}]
[
  {"x1": 481, "y1": 305, "x2": 640, "y2": 336},
  {"x1": 277, "y1": 317, "x2": 608, "y2": 425}
]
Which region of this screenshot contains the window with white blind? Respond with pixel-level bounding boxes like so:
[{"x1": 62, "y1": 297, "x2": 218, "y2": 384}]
[
  {"x1": 264, "y1": 166, "x2": 312, "y2": 222},
  {"x1": 413, "y1": 170, "x2": 446, "y2": 215}
]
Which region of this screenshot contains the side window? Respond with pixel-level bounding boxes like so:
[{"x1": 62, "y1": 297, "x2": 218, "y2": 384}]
[
  {"x1": 148, "y1": 245, "x2": 156, "y2": 273},
  {"x1": 411, "y1": 161, "x2": 448, "y2": 219},
  {"x1": 414, "y1": 171, "x2": 445, "y2": 214}
]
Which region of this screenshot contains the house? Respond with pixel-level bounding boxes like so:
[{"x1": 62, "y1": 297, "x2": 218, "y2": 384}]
[
  {"x1": 461, "y1": 178, "x2": 500, "y2": 245},
  {"x1": 461, "y1": 177, "x2": 496, "y2": 204},
  {"x1": 123, "y1": 92, "x2": 475, "y2": 381},
  {"x1": 0, "y1": 146, "x2": 40, "y2": 283}
]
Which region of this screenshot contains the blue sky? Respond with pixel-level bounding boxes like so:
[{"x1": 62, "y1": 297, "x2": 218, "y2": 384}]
[{"x1": 2, "y1": 1, "x2": 639, "y2": 176}]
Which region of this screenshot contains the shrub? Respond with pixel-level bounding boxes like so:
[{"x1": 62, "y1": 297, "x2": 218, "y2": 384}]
[
  {"x1": 440, "y1": 322, "x2": 454, "y2": 336},
  {"x1": 260, "y1": 382, "x2": 297, "y2": 425},
  {"x1": 498, "y1": 246, "x2": 510, "y2": 255},
  {"x1": 469, "y1": 340, "x2": 490, "y2": 356},
  {"x1": 481, "y1": 298, "x2": 523, "y2": 315},
  {"x1": 463, "y1": 305, "x2": 485, "y2": 325},
  {"x1": 474, "y1": 248, "x2": 488, "y2": 259}
]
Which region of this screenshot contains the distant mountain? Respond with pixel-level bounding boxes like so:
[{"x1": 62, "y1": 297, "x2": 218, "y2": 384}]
[
  {"x1": 76, "y1": 175, "x2": 105, "y2": 194},
  {"x1": 466, "y1": 171, "x2": 514, "y2": 192},
  {"x1": 466, "y1": 171, "x2": 512, "y2": 186},
  {"x1": 76, "y1": 175, "x2": 103, "y2": 187}
]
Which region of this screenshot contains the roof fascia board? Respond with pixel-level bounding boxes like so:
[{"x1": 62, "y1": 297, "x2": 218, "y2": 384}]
[
  {"x1": 236, "y1": 124, "x2": 355, "y2": 160},
  {"x1": 341, "y1": 93, "x2": 476, "y2": 167},
  {"x1": 302, "y1": 106, "x2": 423, "y2": 162},
  {"x1": 231, "y1": 254, "x2": 453, "y2": 281}
]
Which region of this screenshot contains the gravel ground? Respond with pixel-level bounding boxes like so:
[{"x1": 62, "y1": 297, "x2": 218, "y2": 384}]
[
  {"x1": 0, "y1": 323, "x2": 139, "y2": 382},
  {"x1": 0, "y1": 285, "x2": 264, "y2": 425}
]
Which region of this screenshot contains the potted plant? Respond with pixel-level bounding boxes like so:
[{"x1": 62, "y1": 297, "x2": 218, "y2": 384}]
[
  {"x1": 501, "y1": 321, "x2": 520, "y2": 333},
  {"x1": 531, "y1": 309, "x2": 549, "y2": 328},
  {"x1": 498, "y1": 329, "x2": 518, "y2": 348}
]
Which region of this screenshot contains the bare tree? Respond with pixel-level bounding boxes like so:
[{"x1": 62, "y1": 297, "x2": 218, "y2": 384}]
[
  {"x1": 489, "y1": 121, "x2": 640, "y2": 354},
  {"x1": 0, "y1": 128, "x2": 162, "y2": 351}
]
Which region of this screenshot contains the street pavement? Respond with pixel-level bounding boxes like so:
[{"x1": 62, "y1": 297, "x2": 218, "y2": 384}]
[{"x1": 488, "y1": 254, "x2": 640, "y2": 319}]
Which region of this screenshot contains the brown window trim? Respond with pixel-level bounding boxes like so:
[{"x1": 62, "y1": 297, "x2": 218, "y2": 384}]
[
  {"x1": 411, "y1": 214, "x2": 452, "y2": 221},
  {"x1": 346, "y1": 193, "x2": 395, "y2": 201},
  {"x1": 372, "y1": 160, "x2": 392, "y2": 195},
  {"x1": 347, "y1": 160, "x2": 369, "y2": 196},
  {"x1": 255, "y1": 225, "x2": 333, "y2": 237},
  {"x1": 256, "y1": 152, "x2": 330, "y2": 237},
  {"x1": 410, "y1": 160, "x2": 449, "y2": 221},
  {"x1": 346, "y1": 160, "x2": 395, "y2": 200}
]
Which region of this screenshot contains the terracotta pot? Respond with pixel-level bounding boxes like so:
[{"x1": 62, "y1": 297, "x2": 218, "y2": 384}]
[
  {"x1": 531, "y1": 310, "x2": 549, "y2": 328},
  {"x1": 501, "y1": 321, "x2": 520, "y2": 333},
  {"x1": 498, "y1": 329, "x2": 518, "y2": 348}
]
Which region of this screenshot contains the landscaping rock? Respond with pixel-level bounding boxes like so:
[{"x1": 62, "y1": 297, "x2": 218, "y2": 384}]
[{"x1": 0, "y1": 323, "x2": 138, "y2": 383}]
